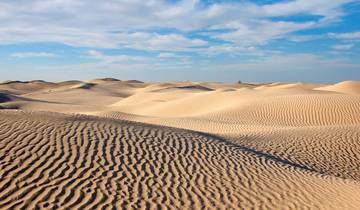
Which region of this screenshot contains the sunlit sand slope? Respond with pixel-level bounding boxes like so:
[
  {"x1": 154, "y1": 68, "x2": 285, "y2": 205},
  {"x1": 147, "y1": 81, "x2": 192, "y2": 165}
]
[
  {"x1": 1, "y1": 110, "x2": 360, "y2": 209},
  {"x1": 96, "y1": 89, "x2": 360, "y2": 183},
  {"x1": 315, "y1": 81, "x2": 360, "y2": 94}
]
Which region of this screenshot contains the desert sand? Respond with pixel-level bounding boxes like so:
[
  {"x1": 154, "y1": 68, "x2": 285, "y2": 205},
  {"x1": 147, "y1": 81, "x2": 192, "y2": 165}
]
[{"x1": 1, "y1": 79, "x2": 360, "y2": 209}]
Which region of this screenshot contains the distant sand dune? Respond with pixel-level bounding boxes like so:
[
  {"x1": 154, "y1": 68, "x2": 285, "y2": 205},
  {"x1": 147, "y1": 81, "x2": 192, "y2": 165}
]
[{"x1": 0, "y1": 80, "x2": 56, "y2": 95}]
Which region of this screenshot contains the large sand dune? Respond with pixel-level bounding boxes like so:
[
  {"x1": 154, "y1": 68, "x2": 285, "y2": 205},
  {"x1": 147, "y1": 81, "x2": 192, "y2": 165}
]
[
  {"x1": 1, "y1": 79, "x2": 360, "y2": 209},
  {"x1": 315, "y1": 81, "x2": 360, "y2": 95}
]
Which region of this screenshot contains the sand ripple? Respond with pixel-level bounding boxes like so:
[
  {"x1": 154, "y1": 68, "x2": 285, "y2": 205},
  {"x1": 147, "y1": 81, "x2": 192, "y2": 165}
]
[{"x1": 1, "y1": 110, "x2": 360, "y2": 209}]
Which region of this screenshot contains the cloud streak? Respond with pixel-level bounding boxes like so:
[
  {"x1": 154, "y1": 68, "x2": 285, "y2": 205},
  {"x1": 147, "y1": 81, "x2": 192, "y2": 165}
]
[
  {"x1": 329, "y1": 31, "x2": 360, "y2": 40},
  {"x1": 11, "y1": 52, "x2": 57, "y2": 58},
  {"x1": 331, "y1": 44, "x2": 354, "y2": 50},
  {"x1": 86, "y1": 50, "x2": 149, "y2": 63}
]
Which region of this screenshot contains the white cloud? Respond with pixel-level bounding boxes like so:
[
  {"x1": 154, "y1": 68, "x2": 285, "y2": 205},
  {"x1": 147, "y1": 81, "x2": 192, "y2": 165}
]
[
  {"x1": 287, "y1": 35, "x2": 322, "y2": 42},
  {"x1": 331, "y1": 44, "x2": 354, "y2": 50},
  {"x1": 157, "y1": 53, "x2": 178, "y2": 58},
  {"x1": 0, "y1": 28, "x2": 207, "y2": 51},
  {"x1": 86, "y1": 50, "x2": 148, "y2": 63},
  {"x1": 116, "y1": 32, "x2": 207, "y2": 51},
  {"x1": 215, "y1": 20, "x2": 316, "y2": 45},
  {"x1": 329, "y1": 32, "x2": 360, "y2": 40},
  {"x1": 11, "y1": 52, "x2": 56, "y2": 58},
  {"x1": 205, "y1": 45, "x2": 264, "y2": 56}
]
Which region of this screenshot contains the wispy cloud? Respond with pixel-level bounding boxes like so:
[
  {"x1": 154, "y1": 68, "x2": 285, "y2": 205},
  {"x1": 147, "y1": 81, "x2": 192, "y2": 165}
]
[
  {"x1": 11, "y1": 52, "x2": 56, "y2": 58},
  {"x1": 157, "y1": 53, "x2": 178, "y2": 58},
  {"x1": 214, "y1": 20, "x2": 316, "y2": 45},
  {"x1": 329, "y1": 31, "x2": 360, "y2": 40},
  {"x1": 331, "y1": 44, "x2": 354, "y2": 50},
  {"x1": 87, "y1": 50, "x2": 148, "y2": 63},
  {"x1": 116, "y1": 32, "x2": 207, "y2": 51},
  {"x1": 287, "y1": 35, "x2": 323, "y2": 42}
]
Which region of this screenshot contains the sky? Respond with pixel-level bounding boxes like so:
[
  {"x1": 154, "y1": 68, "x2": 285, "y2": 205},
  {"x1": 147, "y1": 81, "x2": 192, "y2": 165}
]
[{"x1": 0, "y1": 0, "x2": 359, "y2": 83}]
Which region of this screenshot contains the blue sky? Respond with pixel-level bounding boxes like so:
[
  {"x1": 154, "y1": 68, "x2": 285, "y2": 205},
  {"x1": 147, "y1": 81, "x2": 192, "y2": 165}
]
[{"x1": 0, "y1": 0, "x2": 359, "y2": 82}]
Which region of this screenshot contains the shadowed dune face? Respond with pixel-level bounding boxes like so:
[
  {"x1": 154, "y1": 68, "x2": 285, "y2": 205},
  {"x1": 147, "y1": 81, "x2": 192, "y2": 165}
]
[
  {"x1": 151, "y1": 85, "x2": 214, "y2": 92},
  {"x1": 0, "y1": 93, "x2": 12, "y2": 103},
  {"x1": 1, "y1": 110, "x2": 360, "y2": 210},
  {"x1": 1, "y1": 79, "x2": 360, "y2": 209},
  {"x1": 70, "y1": 82, "x2": 97, "y2": 90}
]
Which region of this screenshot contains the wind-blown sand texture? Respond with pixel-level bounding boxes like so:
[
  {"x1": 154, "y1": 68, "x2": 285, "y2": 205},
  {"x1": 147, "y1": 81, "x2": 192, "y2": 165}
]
[{"x1": 1, "y1": 79, "x2": 360, "y2": 209}]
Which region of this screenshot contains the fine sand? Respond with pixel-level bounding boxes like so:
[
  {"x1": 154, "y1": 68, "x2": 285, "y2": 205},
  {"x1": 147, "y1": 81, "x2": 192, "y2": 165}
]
[{"x1": 1, "y1": 79, "x2": 360, "y2": 209}]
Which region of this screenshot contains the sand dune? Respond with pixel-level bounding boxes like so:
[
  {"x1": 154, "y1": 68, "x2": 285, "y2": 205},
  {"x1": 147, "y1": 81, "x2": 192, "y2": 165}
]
[
  {"x1": 255, "y1": 82, "x2": 324, "y2": 90},
  {"x1": 1, "y1": 79, "x2": 360, "y2": 209},
  {"x1": 315, "y1": 80, "x2": 360, "y2": 94},
  {"x1": 0, "y1": 80, "x2": 56, "y2": 95}
]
